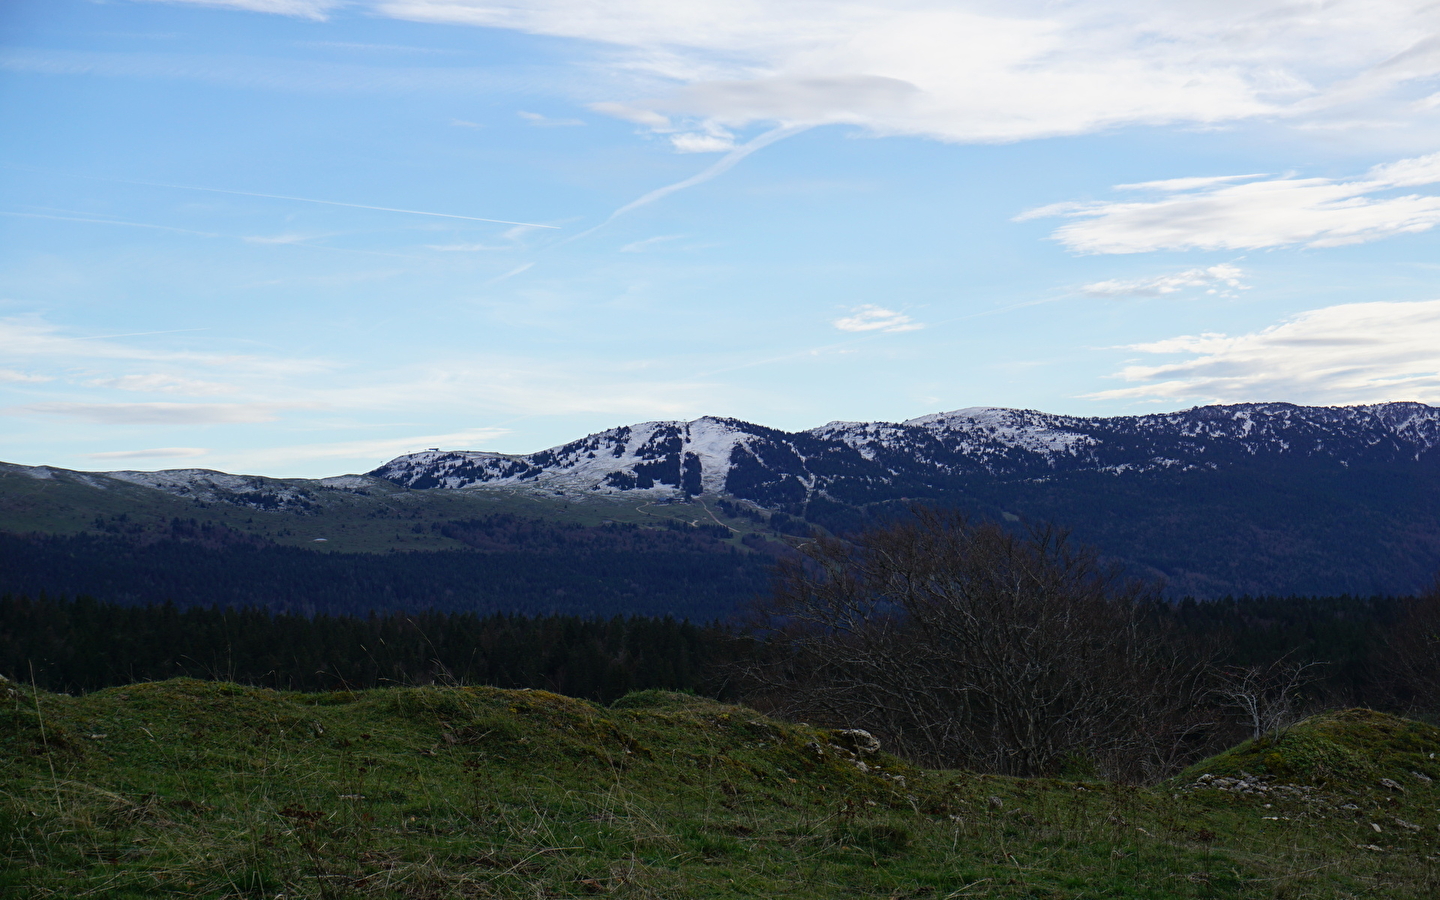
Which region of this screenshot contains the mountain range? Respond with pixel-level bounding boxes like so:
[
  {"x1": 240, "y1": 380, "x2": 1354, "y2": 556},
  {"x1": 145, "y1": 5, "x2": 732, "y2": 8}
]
[
  {"x1": 370, "y1": 401, "x2": 1440, "y2": 505},
  {"x1": 4, "y1": 401, "x2": 1439, "y2": 607}
]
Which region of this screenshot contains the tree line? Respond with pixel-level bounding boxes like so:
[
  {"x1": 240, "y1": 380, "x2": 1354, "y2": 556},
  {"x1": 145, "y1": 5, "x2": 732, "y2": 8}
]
[
  {"x1": 0, "y1": 595, "x2": 750, "y2": 703},
  {"x1": 6, "y1": 507, "x2": 1440, "y2": 782}
]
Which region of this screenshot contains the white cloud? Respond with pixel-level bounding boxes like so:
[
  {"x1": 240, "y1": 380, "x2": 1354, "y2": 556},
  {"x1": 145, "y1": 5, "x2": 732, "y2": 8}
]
[
  {"x1": 1082, "y1": 264, "x2": 1248, "y2": 298},
  {"x1": 588, "y1": 102, "x2": 671, "y2": 129},
  {"x1": 0, "y1": 368, "x2": 49, "y2": 384},
  {"x1": 374, "y1": 0, "x2": 1440, "y2": 145},
  {"x1": 669, "y1": 132, "x2": 735, "y2": 153},
  {"x1": 11, "y1": 403, "x2": 291, "y2": 424},
  {"x1": 1022, "y1": 153, "x2": 1440, "y2": 254},
  {"x1": 86, "y1": 373, "x2": 237, "y2": 395},
  {"x1": 833, "y1": 305, "x2": 924, "y2": 333},
  {"x1": 1090, "y1": 299, "x2": 1440, "y2": 404},
  {"x1": 86, "y1": 447, "x2": 209, "y2": 461},
  {"x1": 140, "y1": 0, "x2": 339, "y2": 19}
]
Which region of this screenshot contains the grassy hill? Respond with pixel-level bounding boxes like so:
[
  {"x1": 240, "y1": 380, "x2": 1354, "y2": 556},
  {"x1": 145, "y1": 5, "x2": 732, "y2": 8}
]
[
  {"x1": 0, "y1": 463, "x2": 789, "y2": 619},
  {"x1": 0, "y1": 462, "x2": 770, "y2": 554},
  {"x1": 4, "y1": 678, "x2": 1439, "y2": 898}
]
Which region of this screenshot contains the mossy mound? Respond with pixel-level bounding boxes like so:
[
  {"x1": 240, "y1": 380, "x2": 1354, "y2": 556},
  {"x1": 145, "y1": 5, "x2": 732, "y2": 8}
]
[
  {"x1": 609, "y1": 688, "x2": 713, "y2": 710},
  {"x1": 1175, "y1": 708, "x2": 1440, "y2": 789}
]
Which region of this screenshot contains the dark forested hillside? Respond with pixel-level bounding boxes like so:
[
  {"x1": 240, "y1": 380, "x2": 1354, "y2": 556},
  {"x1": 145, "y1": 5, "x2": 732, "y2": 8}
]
[
  {"x1": 0, "y1": 517, "x2": 772, "y2": 619},
  {"x1": 876, "y1": 461, "x2": 1440, "y2": 597}
]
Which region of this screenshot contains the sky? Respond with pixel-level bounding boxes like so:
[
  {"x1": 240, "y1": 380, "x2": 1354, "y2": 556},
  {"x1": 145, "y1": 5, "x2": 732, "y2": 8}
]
[{"x1": 3, "y1": 0, "x2": 1440, "y2": 477}]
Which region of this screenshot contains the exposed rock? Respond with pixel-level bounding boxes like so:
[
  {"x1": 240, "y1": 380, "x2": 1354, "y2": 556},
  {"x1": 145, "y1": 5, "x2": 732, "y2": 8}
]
[{"x1": 833, "y1": 729, "x2": 881, "y2": 756}]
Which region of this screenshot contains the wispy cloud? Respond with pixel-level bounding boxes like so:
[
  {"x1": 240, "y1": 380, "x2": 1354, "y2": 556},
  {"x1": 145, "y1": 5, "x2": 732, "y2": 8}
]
[
  {"x1": 1090, "y1": 299, "x2": 1440, "y2": 404},
  {"x1": 0, "y1": 317, "x2": 724, "y2": 429},
  {"x1": 1082, "y1": 264, "x2": 1248, "y2": 298},
  {"x1": 242, "y1": 232, "x2": 327, "y2": 245},
  {"x1": 138, "y1": 0, "x2": 340, "y2": 20},
  {"x1": 484, "y1": 262, "x2": 534, "y2": 285},
  {"x1": 1021, "y1": 153, "x2": 1440, "y2": 254},
  {"x1": 0, "y1": 210, "x2": 431, "y2": 260},
  {"x1": 11, "y1": 402, "x2": 292, "y2": 425},
  {"x1": 619, "y1": 235, "x2": 685, "y2": 253},
  {"x1": 428, "y1": 241, "x2": 508, "y2": 251},
  {"x1": 301, "y1": 41, "x2": 455, "y2": 54},
  {"x1": 85, "y1": 373, "x2": 237, "y2": 395},
  {"x1": 428, "y1": 223, "x2": 547, "y2": 253},
  {"x1": 86, "y1": 447, "x2": 209, "y2": 461},
  {"x1": 0, "y1": 210, "x2": 221, "y2": 238},
  {"x1": 518, "y1": 110, "x2": 585, "y2": 127},
  {"x1": 832, "y1": 305, "x2": 924, "y2": 333},
  {"x1": 0, "y1": 318, "x2": 327, "y2": 376},
  {"x1": 0, "y1": 369, "x2": 50, "y2": 384},
  {"x1": 115, "y1": 178, "x2": 560, "y2": 228}
]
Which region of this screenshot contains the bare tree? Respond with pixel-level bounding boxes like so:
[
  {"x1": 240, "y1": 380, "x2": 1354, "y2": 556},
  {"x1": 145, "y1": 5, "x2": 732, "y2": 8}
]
[
  {"x1": 741, "y1": 508, "x2": 1211, "y2": 780},
  {"x1": 1211, "y1": 655, "x2": 1327, "y2": 740},
  {"x1": 1380, "y1": 577, "x2": 1440, "y2": 714}
]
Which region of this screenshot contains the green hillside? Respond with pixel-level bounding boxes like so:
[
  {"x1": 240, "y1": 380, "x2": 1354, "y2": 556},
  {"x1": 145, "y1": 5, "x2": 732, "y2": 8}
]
[
  {"x1": 4, "y1": 679, "x2": 1438, "y2": 898},
  {"x1": 0, "y1": 462, "x2": 768, "y2": 555},
  {"x1": 0, "y1": 464, "x2": 788, "y2": 619}
]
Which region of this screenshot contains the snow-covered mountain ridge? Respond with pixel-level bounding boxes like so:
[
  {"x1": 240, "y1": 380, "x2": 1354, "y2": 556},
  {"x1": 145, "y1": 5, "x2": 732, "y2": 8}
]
[
  {"x1": 369, "y1": 402, "x2": 1440, "y2": 508},
  {"x1": 7, "y1": 401, "x2": 1440, "y2": 597}
]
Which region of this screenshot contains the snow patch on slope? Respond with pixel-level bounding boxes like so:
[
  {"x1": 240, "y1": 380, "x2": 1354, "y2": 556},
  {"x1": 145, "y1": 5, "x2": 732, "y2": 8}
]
[{"x1": 373, "y1": 417, "x2": 757, "y2": 496}]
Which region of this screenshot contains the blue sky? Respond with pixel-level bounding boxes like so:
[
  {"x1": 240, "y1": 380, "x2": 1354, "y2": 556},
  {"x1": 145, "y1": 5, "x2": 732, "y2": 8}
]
[{"x1": 4, "y1": 0, "x2": 1440, "y2": 476}]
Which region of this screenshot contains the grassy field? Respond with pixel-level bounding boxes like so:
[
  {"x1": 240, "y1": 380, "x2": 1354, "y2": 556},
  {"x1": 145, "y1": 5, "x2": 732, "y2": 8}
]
[{"x1": 3, "y1": 677, "x2": 1439, "y2": 899}]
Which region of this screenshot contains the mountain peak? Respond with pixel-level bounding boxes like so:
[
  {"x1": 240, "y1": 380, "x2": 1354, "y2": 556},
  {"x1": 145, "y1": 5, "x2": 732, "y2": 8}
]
[{"x1": 366, "y1": 402, "x2": 1440, "y2": 506}]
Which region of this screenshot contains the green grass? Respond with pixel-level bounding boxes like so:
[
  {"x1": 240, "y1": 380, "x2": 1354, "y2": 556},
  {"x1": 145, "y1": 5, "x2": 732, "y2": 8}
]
[
  {"x1": 1174, "y1": 708, "x2": 1440, "y2": 788},
  {"x1": 4, "y1": 678, "x2": 1439, "y2": 898}
]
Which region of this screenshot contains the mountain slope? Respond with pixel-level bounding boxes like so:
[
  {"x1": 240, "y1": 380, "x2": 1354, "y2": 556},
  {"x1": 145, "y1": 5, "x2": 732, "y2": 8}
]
[
  {"x1": 4, "y1": 401, "x2": 1440, "y2": 601},
  {"x1": 370, "y1": 402, "x2": 1440, "y2": 507}
]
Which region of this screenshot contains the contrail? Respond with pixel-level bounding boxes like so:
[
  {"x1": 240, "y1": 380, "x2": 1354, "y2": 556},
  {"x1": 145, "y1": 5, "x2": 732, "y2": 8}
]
[
  {"x1": 611, "y1": 124, "x2": 809, "y2": 218},
  {"x1": 0, "y1": 210, "x2": 221, "y2": 237},
  {"x1": 1, "y1": 210, "x2": 436, "y2": 261},
  {"x1": 0, "y1": 163, "x2": 557, "y2": 229},
  {"x1": 484, "y1": 262, "x2": 534, "y2": 285},
  {"x1": 556, "y1": 124, "x2": 811, "y2": 247}
]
